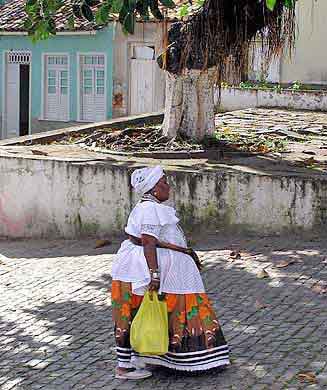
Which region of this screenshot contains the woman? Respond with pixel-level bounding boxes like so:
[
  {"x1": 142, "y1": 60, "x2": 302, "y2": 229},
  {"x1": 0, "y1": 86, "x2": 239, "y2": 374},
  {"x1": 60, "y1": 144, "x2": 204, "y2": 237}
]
[{"x1": 111, "y1": 166, "x2": 230, "y2": 379}]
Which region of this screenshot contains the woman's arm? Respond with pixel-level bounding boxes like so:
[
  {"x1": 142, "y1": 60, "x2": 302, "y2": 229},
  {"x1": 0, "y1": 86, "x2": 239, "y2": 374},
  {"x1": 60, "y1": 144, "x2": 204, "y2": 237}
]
[{"x1": 141, "y1": 234, "x2": 160, "y2": 291}]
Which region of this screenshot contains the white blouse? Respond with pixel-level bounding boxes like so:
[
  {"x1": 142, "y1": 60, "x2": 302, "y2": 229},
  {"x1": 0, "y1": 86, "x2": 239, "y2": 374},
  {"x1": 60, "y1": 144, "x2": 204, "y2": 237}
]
[{"x1": 111, "y1": 201, "x2": 205, "y2": 295}]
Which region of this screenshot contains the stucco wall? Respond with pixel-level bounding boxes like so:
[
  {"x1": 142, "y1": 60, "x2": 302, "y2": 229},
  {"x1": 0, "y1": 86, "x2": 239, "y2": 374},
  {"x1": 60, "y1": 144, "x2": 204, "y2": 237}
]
[
  {"x1": 112, "y1": 23, "x2": 166, "y2": 118},
  {"x1": 218, "y1": 87, "x2": 327, "y2": 111},
  {"x1": 0, "y1": 27, "x2": 114, "y2": 138},
  {"x1": 280, "y1": 1, "x2": 327, "y2": 84},
  {"x1": 0, "y1": 156, "x2": 325, "y2": 238}
]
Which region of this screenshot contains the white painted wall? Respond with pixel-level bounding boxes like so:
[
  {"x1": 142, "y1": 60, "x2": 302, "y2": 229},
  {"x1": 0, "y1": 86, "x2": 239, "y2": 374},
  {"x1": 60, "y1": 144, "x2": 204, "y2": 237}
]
[
  {"x1": 281, "y1": 0, "x2": 327, "y2": 85},
  {"x1": 112, "y1": 22, "x2": 166, "y2": 118},
  {"x1": 0, "y1": 156, "x2": 324, "y2": 238},
  {"x1": 217, "y1": 87, "x2": 327, "y2": 112}
]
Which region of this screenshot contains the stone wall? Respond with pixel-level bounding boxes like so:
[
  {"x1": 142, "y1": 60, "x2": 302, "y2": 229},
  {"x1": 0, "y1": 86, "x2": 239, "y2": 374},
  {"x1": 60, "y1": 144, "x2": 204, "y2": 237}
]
[
  {"x1": 218, "y1": 88, "x2": 327, "y2": 111},
  {"x1": 0, "y1": 156, "x2": 325, "y2": 238}
]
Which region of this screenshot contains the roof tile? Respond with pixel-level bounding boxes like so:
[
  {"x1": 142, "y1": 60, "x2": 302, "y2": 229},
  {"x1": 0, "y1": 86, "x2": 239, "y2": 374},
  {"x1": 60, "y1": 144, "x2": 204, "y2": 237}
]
[{"x1": 0, "y1": 0, "x2": 184, "y2": 32}]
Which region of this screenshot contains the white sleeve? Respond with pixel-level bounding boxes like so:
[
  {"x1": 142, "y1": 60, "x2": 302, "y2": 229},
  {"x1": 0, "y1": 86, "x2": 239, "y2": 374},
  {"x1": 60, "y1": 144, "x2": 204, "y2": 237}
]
[
  {"x1": 140, "y1": 224, "x2": 161, "y2": 239},
  {"x1": 139, "y1": 203, "x2": 162, "y2": 239}
]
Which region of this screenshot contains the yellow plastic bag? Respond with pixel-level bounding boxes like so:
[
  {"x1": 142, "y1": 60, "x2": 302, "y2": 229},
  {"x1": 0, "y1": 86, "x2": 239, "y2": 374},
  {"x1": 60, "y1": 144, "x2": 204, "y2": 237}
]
[{"x1": 130, "y1": 291, "x2": 168, "y2": 355}]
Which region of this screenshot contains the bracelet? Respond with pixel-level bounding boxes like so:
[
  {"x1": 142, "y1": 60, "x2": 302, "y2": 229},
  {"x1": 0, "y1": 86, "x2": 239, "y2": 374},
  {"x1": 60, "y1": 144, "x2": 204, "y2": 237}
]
[{"x1": 149, "y1": 269, "x2": 160, "y2": 279}]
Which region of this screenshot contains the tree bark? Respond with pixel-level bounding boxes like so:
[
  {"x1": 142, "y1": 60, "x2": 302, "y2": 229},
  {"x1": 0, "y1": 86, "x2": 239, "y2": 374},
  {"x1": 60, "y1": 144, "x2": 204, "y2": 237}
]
[{"x1": 162, "y1": 69, "x2": 216, "y2": 140}]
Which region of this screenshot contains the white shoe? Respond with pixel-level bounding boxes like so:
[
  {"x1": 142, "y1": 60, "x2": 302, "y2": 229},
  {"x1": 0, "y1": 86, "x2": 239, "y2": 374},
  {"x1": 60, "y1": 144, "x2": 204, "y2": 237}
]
[{"x1": 115, "y1": 368, "x2": 152, "y2": 380}]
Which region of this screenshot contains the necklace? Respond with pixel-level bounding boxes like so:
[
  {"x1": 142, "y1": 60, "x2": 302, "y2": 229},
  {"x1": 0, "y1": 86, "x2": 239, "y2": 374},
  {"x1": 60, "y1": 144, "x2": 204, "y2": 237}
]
[{"x1": 140, "y1": 193, "x2": 161, "y2": 204}]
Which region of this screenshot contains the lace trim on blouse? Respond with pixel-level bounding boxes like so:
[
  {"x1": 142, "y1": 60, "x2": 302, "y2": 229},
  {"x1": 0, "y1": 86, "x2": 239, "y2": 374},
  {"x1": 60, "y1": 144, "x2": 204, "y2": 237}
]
[{"x1": 140, "y1": 224, "x2": 161, "y2": 239}]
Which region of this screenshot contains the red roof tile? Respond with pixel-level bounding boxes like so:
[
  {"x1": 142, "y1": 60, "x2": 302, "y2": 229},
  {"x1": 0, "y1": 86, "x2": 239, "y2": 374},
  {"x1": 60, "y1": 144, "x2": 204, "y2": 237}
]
[{"x1": 0, "y1": 0, "x2": 185, "y2": 32}]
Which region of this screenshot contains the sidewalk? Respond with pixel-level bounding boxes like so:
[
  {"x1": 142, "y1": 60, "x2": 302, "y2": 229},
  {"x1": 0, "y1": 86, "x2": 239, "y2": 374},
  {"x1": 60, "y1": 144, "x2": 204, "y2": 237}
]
[{"x1": 0, "y1": 232, "x2": 326, "y2": 389}]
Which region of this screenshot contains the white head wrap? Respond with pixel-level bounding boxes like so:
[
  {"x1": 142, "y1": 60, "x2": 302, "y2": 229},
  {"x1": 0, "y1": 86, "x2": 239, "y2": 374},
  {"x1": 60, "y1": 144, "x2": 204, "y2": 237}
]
[{"x1": 131, "y1": 166, "x2": 164, "y2": 195}]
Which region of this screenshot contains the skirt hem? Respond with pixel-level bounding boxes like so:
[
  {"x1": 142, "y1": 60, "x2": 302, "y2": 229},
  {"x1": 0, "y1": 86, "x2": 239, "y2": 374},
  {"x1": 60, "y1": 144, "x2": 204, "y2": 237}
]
[{"x1": 131, "y1": 355, "x2": 230, "y2": 372}]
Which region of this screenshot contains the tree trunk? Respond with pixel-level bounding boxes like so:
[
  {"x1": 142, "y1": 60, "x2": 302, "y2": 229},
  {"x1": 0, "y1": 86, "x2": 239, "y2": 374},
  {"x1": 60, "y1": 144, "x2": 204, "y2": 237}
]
[{"x1": 162, "y1": 69, "x2": 216, "y2": 140}]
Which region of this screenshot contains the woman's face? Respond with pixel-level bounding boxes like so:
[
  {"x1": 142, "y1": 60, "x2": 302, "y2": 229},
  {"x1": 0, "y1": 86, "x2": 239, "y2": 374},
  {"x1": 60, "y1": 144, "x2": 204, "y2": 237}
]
[{"x1": 153, "y1": 176, "x2": 170, "y2": 202}]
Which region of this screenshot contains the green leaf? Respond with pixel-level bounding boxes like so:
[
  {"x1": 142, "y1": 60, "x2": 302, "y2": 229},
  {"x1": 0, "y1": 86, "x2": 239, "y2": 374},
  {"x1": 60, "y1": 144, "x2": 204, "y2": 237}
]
[
  {"x1": 149, "y1": 0, "x2": 163, "y2": 20},
  {"x1": 123, "y1": 11, "x2": 135, "y2": 34},
  {"x1": 119, "y1": 0, "x2": 129, "y2": 24},
  {"x1": 81, "y1": 3, "x2": 94, "y2": 22},
  {"x1": 178, "y1": 4, "x2": 189, "y2": 17},
  {"x1": 85, "y1": 0, "x2": 100, "y2": 6},
  {"x1": 266, "y1": 0, "x2": 277, "y2": 11},
  {"x1": 25, "y1": 2, "x2": 40, "y2": 16},
  {"x1": 127, "y1": 0, "x2": 136, "y2": 12},
  {"x1": 136, "y1": 0, "x2": 150, "y2": 20},
  {"x1": 283, "y1": 0, "x2": 296, "y2": 8},
  {"x1": 23, "y1": 18, "x2": 34, "y2": 31},
  {"x1": 47, "y1": 18, "x2": 56, "y2": 35},
  {"x1": 67, "y1": 15, "x2": 75, "y2": 30},
  {"x1": 159, "y1": 0, "x2": 175, "y2": 9},
  {"x1": 26, "y1": 0, "x2": 38, "y2": 7},
  {"x1": 111, "y1": 0, "x2": 124, "y2": 13},
  {"x1": 72, "y1": 4, "x2": 84, "y2": 19},
  {"x1": 95, "y1": 3, "x2": 110, "y2": 24},
  {"x1": 195, "y1": 0, "x2": 205, "y2": 7}
]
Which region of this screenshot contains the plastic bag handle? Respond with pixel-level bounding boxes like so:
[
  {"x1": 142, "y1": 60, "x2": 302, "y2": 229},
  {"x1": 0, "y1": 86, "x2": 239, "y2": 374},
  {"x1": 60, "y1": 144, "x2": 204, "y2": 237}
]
[{"x1": 145, "y1": 291, "x2": 159, "y2": 303}]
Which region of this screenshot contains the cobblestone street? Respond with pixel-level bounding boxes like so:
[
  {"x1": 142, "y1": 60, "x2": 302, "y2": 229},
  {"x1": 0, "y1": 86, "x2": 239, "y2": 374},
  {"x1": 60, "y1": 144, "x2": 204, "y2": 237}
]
[{"x1": 1, "y1": 232, "x2": 327, "y2": 390}]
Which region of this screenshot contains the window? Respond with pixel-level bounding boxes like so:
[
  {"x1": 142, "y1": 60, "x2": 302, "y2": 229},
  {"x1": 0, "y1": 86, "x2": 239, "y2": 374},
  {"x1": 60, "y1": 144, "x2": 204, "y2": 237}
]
[
  {"x1": 96, "y1": 70, "x2": 105, "y2": 95},
  {"x1": 48, "y1": 56, "x2": 68, "y2": 65},
  {"x1": 48, "y1": 70, "x2": 56, "y2": 94},
  {"x1": 83, "y1": 55, "x2": 104, "y2": 65},
  {"x1": 83, "y1": 70, "x2": 93, "y2": 95},
  {"x1": 60, "y1": 71, "x2": 68, "y2": 95}
]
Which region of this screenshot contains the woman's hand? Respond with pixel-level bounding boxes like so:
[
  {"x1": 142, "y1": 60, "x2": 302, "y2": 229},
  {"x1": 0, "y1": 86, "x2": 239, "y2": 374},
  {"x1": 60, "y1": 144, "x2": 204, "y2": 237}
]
[{"x1": 148, "y1": 278, "x2": 160, "y2": 292}]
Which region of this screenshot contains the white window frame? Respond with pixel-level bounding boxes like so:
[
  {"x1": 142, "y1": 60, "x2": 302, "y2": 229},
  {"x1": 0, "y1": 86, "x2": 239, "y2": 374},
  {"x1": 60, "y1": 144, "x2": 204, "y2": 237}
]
[
  {"x1": 1, "y1": 50, "x2": 32, "y2": 139},
  {"x1": 77, "y1": 52, "x2": 107, "y2": 122},
  {"x1": 41, "y1": 52, "x2": 70, "y2": 122}
]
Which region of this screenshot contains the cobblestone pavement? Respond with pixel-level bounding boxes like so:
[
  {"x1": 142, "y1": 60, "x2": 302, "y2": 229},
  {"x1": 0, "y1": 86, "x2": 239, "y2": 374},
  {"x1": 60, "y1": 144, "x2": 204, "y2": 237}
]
[{"x1": 1, "y1": 232, "x2": 327, "y2": 390}]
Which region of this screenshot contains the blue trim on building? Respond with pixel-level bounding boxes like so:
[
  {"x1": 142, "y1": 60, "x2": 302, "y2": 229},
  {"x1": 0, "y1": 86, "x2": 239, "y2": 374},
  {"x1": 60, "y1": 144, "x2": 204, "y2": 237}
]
[{"x1": 0, "y1": 26, "x2": 114, "y2": 124}]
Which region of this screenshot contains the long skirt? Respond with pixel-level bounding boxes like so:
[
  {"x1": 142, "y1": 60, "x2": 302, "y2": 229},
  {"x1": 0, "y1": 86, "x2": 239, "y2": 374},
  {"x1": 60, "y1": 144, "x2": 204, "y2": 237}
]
[{"x1": 111, "y1": 280, "x2": 230, "y2": 372}]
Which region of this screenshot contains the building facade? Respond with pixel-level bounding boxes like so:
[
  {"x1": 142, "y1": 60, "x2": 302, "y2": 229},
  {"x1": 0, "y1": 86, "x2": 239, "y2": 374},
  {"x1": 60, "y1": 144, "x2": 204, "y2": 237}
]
[{"x1": 0, "y1": 0, "x2": 167, "y2": 139}]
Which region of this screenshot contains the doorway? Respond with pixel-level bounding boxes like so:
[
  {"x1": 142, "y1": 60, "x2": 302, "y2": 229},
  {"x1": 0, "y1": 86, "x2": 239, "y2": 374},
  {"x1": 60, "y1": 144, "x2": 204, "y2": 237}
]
[
  {"x1": 129, "y1": 44, "x2": 156, "y2": 115},
  {"x1": 4, "y1": 51, "x2": 31, "y2": 139},
  {"x1": 19, "y1": 64, "x2": 30, "y2": 136}
]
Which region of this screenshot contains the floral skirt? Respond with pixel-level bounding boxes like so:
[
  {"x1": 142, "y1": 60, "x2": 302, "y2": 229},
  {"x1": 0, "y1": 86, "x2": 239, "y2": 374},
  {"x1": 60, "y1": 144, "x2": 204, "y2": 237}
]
[{"x1": 111, "y1": 280, "x2": 230, "y2": 372}]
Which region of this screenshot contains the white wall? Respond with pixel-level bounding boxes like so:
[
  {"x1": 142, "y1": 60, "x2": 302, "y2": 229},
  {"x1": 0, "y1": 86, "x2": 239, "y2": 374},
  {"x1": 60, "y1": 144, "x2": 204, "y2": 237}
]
[
  {"x1": 280, "y1": 0, "x2": 327, "y2": 84},
  {"x1": 0, "y1": 155, "x2": 324, "y2": 238},
  {"x1": 112, "y1": 22, "x2": 166, "y2": 117},
  {"x1": 218, "y1": 87, "x2": 327, "y2": 112}
]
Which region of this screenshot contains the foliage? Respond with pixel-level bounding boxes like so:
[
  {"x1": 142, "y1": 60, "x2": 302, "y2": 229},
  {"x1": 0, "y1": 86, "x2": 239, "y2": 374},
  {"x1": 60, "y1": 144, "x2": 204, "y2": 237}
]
[
  {"x1": 21, "y1": 0, "x2": 297, "y2": 40},
  {"x1": 291, "y1": 80, "x2": 302, "y2": 91},
  {"x1": 213, "y1": 128, "x2": 289, "y2": 153},
  {"x1": 235, "y1": 80, "x2": 305, "y2": 92}
]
